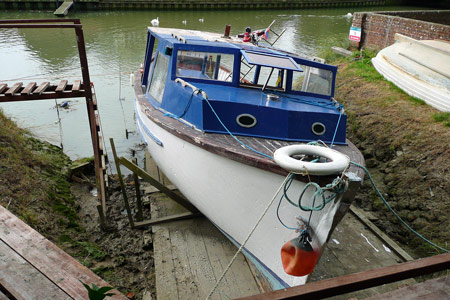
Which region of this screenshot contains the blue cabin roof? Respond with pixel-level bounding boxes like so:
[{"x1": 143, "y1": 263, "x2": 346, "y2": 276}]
[{"x1": 140, "y1": 27, "x2": 347, "y2": 144}]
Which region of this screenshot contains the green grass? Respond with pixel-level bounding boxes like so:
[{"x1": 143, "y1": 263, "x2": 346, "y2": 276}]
[{"x1": 433, "y1": 112, "x2": 450, "y2": 122}]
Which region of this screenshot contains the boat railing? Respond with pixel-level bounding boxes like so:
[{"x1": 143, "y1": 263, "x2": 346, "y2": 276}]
[{"x1": 175, "y1": 78, "x2": 208, "y2": 99}]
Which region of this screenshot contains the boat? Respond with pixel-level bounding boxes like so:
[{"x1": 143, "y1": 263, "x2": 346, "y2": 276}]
[
  {"x1": 372, "y1": 33, "x2": 450, "y2": 112},
  {"x1": 133, "y1": 26, "x2": 364, "y2": 290}
]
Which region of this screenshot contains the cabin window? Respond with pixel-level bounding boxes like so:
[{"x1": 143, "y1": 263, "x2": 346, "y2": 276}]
[
  {"x1": 148, "y1": 52, "x2": 169, "y2": 103},
  {"x1": 240, "y1": 61, "x2": 286, "y2": 91},
  {"x1": 176, "y1": 51, "x2": 234, "y2": 82},
  {"x1": 292, "y1": 66, "x2": 333, "y2": 96}
]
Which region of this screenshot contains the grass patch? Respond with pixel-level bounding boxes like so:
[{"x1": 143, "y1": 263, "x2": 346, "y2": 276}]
[{"x1": 433, "y1": 112, "x2": 450, "y2": 125}]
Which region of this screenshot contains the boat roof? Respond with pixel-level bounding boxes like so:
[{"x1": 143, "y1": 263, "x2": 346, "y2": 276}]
[{"x1": 148, "y1": 26, "x2": 302, "y2": 59}]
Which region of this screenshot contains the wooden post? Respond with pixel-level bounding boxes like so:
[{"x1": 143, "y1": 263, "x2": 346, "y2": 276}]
[
  {"x1": 110, "y1": 138, "x2": 134, "y2": 228},
  {"x1": 132, "y1": 158, "x2": 143, "y2": 222}
]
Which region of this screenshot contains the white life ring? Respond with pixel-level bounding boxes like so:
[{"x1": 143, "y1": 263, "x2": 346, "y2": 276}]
[{"x1": 273, "y1": 145, "x2": 350, "y2": 175}]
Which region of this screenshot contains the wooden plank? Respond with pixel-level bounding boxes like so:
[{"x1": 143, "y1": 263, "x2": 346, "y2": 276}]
[
  {"x1": 33, "y1": 82, "x2": 50, "y2": 95},
  {"x1": 350, "y1": 205, "x2": 414, "y2": 262},
  {"x1": 151, "y1": 198, "x2": 179, "y2": 300},
  {"x1": 0, "y1": 241, "x2": 72, "y2": 300},
  {"x1": 235, "y1": 253, "x2": 450, "y2": 300},
  {"x1": 72, "y1": 80, "x2": 81, "y2": 92},
  {"x1": 169, "y1": 220, "x2": 200, "y2": 299},
  {"x1": 0, "y1": 83, "x2": 7, "y2": 94},
  {"x1": 200, "y1": 219, "x2": 262, "y2": 298},
  {"x1": 119, "y1": 157, "x2": 198, "y2": 213},
  {"x1": 331, "y1": 46, "x2": 353, "y2": 57},
  {"x1": 5, "y1": 82, "x2": 22, "y2": 95},
  {"x1": 0, "y1": 289, "x2": 11, "y2": 300},
  {"x1": 367, "y1": 275, "x2": 450, "y2": 300},
  {"x1": 55, "y1": 80, "x2": 68, "y2": 92},
  {"x1": 95, "y1": 114, "x2": 101, "y2": 132},
  {"x1": 54, "y1": 1, "x2": 74, "y2": 17},
  {"x1": 133, "y1": 211, "x2": 201, "y2": 228},
  {"x1": 21, "y1": 82, "x2": 37, "y2": 95},
  {"x1": 0, "y1": 205, "x2": 128, "y2": 300}
]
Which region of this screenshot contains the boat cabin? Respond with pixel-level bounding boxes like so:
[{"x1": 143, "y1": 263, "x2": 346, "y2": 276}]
[{"x1": 140, "y1": 27, "x2": 346, "y2": 144}]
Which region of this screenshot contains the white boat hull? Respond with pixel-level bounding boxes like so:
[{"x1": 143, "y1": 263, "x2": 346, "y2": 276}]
[
  {"x1": 135, "y1": 99, "x2": 346, "y2": 289},
  {"x1": 372, "y1": 34, "x2": 450, "y2": 112}
]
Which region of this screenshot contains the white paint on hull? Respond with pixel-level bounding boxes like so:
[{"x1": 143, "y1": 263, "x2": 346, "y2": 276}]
[{"x1": 136, "y1": 99, "x2": 345, "y2": 288}]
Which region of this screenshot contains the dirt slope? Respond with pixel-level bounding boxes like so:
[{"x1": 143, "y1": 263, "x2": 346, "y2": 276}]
[{"x1": 334, "y1": 53, "x2": 449, "y2": 257}]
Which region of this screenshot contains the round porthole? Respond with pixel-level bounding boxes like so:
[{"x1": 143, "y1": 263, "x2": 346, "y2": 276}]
[
  {"x1": 236, "y1": 114, "x2": 257, "y2": 128},
  {"x1": 312, "y1": 122, "x2": 326, "y2": 136}
]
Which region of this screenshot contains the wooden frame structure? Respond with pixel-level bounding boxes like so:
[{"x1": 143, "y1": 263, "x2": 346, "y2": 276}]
[
  {"x1": 109, "y1": 138, "x2": 200, "y2": 229},
  {"x1": 0, "y1": 19, "x2": 108, "y2": 223}
]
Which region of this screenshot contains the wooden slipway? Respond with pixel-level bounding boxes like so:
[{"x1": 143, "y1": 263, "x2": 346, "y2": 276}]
[
  {"x1": 150, "y1": 190, "x2": 417, "y2": 300},
  {"x1": 0, "y1": 205, "x2": 127, "y2": 300}
]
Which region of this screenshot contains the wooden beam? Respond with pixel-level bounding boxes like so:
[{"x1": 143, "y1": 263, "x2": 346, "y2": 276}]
[
  {"x1": 109, "y1": 138, "x2": 134, "y2": 228},
  {"x1": 119, "y1": 157, "x2": 199, "y2": 214},
  {"x1": 33, "y1": 82, "x2": 50, "y2": 95},
  {"x1": 55, "y1": 80, "x2": 68, "y2": 92},
  {"x1": 72, "y1": 80, "x2": 81, "y2": 92},
  {"x1": 235, "y1": 253, "x2": 450, "y2": 300},
  {"x1": 0, "y1": 90, "x2": 86, "y2": 102},
  {"x1": 0, "y1": 83, "x2": 8, "y2": 94},
  {"x1": 350, "y1": 205, "x2": 414, "y2": 262},
  {"x1": 5, "y1": 82, "x2": 22, "y2": 95},
  {"x1": 133, "y1": 211, "x2": 202, "y2": 228},
  {"x1": 21, "y1": 82, "x2": 37, "y2": 95}
]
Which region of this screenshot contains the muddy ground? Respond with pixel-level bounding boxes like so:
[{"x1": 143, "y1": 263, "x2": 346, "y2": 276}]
[
  {"x1": 70, "y1": 175, "x2": 156, "y2": 299},
  {"x1": 333, "y1": 51, "x2": 450, "y2": 257}
]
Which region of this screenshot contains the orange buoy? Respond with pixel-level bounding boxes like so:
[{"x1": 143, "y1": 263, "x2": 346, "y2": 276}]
[{"x1": 281, "y1": 232, "x2": 318, "y2": 276}]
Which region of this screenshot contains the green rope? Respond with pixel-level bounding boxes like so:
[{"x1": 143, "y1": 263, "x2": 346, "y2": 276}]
[
  {"x1": 351, "y1": 161, "x2": 449, "y2": 253},
  {"x1": 282, "y1": 175, "x2": 347, "y2": 211}
]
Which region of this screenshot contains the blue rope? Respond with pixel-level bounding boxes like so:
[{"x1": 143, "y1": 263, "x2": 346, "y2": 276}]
[
  {"x1": 351, "y1": 161, "x2": 449, "y2": 253},
  {"x1": 266, "y1": 91, "x2": 344, "y2": 112},
  {"x1": 202, "y1": 95, "x2": 273, "y2": 160},
  {"x1": 330, "y1": 109, "x2": 343, "y2": 148}
]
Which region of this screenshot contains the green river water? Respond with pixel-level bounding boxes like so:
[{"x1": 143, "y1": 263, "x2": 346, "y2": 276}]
[{"x1": 0, "y1": 7, "x2": 420, "y2": 162}]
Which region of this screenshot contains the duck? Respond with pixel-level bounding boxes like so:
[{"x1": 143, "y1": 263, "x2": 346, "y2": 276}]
[
  {"x1": 198, "y1": 17, "x2": 204, "y2": 23},
  {"x1": 151, "y1": 17, "x2": 159, "y2": 26}
]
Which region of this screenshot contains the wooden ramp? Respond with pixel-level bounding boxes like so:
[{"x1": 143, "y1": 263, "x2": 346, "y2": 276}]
[
  {"x1": 54, "y1": 1, "x2": 74, "y2": 17},
  {"x1": 0, "y1": 205, "x2": 128, "y2": 300},
  {"x1": 367, "y1": 275, "x2": 450, "y2": 299},
  {"x1": 310, "y1": 206, "x2": 416, "y2": 299},
  {"x1": 151, "y1": 194, "x2": 263, "y2": 300}
]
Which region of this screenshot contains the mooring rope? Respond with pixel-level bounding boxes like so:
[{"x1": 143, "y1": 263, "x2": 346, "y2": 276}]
[
  {"x1": 205, "y1": 173, "x2": 292, "y2": 300},
  {"x1": 351, "y1": 161, "x2": 449, "y2": 253}
]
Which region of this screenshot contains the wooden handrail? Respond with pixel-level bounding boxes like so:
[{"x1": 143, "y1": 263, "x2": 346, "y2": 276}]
[{"x1": 235, "y1": 253, "x2": 450, "y2": 300}]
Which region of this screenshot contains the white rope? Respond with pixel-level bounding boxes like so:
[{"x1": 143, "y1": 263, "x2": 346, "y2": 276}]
[{"x1": 205, "y1": 173, "x2": 292, "y2": 300}]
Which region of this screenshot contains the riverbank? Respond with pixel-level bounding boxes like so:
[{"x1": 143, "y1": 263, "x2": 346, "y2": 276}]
[
  {"x1": 329, "y1": 49, "x2": 449, "y2": 257},
  {"x1": 0, "y1": 111, "x2": 155, "y2": 298},
  {"x1": 0, "y1": 0, "x2": 389, "y2": 11}
]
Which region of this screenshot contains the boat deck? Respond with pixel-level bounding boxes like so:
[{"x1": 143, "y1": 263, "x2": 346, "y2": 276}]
[{"x1": 0, "y1": 205, "x2": 128, "y2": 300}]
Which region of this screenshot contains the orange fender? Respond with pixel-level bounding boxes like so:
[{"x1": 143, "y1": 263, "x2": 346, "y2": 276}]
[{"x1": 281, "y1": 234, "x2": 318, "y2": 276}]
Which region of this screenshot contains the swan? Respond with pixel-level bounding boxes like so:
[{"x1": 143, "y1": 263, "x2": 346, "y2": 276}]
[
  {"x1": 198, "y1": 17, "x2": 204, "y2": 23},
  {"x1": 151, "y1": 17, "x2": 159, "y2": 26}
]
